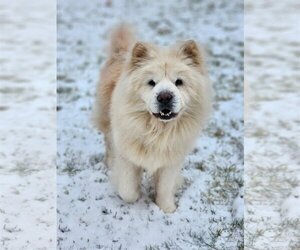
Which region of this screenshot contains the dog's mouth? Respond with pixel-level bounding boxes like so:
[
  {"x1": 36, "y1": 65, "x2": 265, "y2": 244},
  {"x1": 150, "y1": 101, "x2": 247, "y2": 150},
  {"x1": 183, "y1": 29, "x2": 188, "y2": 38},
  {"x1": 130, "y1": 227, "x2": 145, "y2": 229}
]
[{"x1": 152, "y1": 109, "x2": 178, "y2": 120}]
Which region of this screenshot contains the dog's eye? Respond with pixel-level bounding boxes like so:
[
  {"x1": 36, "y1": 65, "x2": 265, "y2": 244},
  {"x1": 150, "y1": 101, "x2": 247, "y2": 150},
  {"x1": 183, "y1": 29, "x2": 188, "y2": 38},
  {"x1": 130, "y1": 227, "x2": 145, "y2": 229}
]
[
  {"x1": 175, "y1": 79, "x2": 183, "y2": 86},
  {"x1": 148, "y1": 80, "x2": 156, "y2": 87}
]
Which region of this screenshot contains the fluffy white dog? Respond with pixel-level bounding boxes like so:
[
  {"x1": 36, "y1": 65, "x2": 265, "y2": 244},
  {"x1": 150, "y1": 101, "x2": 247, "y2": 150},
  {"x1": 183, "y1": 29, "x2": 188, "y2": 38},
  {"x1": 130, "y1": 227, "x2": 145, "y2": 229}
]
[{"x1": 94, "y1": 24, "x2": 213, "y2": 213}]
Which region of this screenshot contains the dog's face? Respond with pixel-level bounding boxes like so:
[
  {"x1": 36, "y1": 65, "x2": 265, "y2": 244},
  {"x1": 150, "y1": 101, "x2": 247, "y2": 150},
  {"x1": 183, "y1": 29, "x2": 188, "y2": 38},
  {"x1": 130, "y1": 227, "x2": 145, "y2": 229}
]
[
  {"x1": 126, "y1": 40, "x2": 208, "y2": 122},
  {"x1": 139, "y1": 68, "x2": 184, "y2": 121}
]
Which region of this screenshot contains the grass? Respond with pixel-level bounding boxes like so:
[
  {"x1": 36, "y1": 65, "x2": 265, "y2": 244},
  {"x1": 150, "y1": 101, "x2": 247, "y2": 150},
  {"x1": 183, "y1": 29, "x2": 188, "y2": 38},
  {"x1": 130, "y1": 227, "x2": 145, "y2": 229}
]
[{"x1": 9, "y1": 161, "x2": 39, "y2": 176}]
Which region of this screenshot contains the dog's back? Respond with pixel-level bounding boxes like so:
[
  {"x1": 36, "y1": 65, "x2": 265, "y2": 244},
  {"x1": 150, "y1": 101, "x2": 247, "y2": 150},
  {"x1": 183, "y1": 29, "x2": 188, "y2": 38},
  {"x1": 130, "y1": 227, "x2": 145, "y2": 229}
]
[{"x1": 93, "y1": 24, "x2": 135, "y2": 133}]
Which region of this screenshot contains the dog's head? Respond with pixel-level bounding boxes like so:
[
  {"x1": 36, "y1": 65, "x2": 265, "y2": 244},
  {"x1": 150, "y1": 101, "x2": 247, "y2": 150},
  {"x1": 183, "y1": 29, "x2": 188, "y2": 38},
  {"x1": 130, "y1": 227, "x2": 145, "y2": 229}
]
[{"x1": 125, "y1": 40, "x2": 211, "y2": 122}]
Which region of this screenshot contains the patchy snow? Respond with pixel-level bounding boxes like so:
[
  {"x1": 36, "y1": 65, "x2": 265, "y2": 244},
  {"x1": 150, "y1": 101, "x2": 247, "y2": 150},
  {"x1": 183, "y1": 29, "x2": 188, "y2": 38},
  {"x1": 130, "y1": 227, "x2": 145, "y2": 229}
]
[
  {"x1": 281, "y1": 187, "x2": 300, "y2": 220},
  {"x1": 0, "y1": 0, "x2": 56, "y2": 249},
  {"x1": 232, "y1": 187, "x2": 244, "y2": 221},
  {"x1": 245, "y1": 0, "x2": 300, "y2": 249},
  {"x1": 57, "y1": 0, "x2": 243, "y2": 249}
]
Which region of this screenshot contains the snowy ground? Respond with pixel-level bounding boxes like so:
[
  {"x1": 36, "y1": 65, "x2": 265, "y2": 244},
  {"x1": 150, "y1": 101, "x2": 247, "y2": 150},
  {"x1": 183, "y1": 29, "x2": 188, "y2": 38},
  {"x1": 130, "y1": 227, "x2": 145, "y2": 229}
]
[
  {"x1": 0, "y1": 0, "x2": 56, "y2": 249},
  {"x1": 245, "y1": 0, "x2": 300, "y2": 249},
  {"x1": 1, "y1": 0, "x2": 299, "y2": 249},
  {"x1": 57, "y1": 0, "x2": 243, "y2": 249}
]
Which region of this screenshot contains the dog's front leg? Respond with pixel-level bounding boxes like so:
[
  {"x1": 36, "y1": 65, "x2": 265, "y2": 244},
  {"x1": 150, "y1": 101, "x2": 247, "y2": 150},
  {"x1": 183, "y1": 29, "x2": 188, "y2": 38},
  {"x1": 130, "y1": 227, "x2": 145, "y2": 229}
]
[
  {"x1": 155, "y1": 165, "x2": 181, "y2": 213},
  {"x1": 112, "y1": 154, "x2": 141, "y2": 203}
]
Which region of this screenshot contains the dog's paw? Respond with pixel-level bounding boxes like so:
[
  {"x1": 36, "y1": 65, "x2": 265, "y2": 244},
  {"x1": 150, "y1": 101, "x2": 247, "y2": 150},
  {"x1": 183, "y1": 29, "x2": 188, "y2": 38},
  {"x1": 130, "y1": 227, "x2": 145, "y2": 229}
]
[
  {"x1": 118, "y1": 188, "x2": 139, "y2": 203},
  {"x1": 156, "y1": 198, "x2": 176, "y2": 213}
]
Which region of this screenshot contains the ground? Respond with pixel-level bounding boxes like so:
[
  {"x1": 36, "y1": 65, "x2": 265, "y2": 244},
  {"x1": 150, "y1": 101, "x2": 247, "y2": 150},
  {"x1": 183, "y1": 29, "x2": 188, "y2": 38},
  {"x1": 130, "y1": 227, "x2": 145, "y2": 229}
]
[
  {"x1": 0, "y1": 0, "x2": 56, "y2": 249},
  {"x1": 57, "y1": 0, "x2": 243, "y2": 249},
  {"x1": 245, "y1": 0, "x2": 300, "y2": 249},
  {"x1": 1, "y1": 0, "x2": 299, "y2": 249}
]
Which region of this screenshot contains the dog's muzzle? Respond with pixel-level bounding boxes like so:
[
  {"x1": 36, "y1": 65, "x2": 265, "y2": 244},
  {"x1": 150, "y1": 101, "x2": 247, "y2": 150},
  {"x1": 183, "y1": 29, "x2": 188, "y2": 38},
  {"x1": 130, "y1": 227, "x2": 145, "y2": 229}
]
[{"x1": 152, "y1": 91, "x2": 178, "y2": 120}]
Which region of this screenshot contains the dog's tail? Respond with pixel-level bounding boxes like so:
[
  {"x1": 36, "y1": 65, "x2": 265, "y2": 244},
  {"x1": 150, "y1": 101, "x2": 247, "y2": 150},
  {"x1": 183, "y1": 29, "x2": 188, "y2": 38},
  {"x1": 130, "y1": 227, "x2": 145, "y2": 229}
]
[
  {"x1": 108, "y1": 23, "x2": 136, "y2": 59},
  {"x1": 92, "y1": 24, "x2": 135, "y2": 134}
]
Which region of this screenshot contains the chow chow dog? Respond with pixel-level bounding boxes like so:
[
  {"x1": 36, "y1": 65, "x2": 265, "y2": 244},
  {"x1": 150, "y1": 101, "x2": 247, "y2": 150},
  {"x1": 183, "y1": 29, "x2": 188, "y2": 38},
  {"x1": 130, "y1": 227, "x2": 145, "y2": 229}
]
[{"x1": 94, "y1": 23, "x2": 213, "y2": 213}]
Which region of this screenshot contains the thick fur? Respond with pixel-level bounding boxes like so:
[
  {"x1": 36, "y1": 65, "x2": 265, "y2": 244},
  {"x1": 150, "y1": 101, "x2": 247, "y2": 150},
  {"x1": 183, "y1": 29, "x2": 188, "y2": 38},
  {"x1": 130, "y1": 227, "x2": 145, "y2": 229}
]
[{"x1": 93, "y1": 24, "x2": 213, "y2": 213}]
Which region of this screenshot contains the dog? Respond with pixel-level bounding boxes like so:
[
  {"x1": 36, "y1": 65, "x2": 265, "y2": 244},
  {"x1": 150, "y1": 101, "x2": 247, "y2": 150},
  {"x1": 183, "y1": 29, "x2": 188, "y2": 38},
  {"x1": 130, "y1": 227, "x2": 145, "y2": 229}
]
[{"x1": 93, "y1": 23, "x2": 213, "y2": 213}]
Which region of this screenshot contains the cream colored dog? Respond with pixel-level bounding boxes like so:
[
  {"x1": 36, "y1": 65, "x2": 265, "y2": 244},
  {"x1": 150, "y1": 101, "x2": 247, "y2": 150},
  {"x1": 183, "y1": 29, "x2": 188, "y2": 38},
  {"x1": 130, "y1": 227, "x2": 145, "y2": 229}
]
[{"x1": 94, "y1": 24, "x2": 213, "y2": 213}]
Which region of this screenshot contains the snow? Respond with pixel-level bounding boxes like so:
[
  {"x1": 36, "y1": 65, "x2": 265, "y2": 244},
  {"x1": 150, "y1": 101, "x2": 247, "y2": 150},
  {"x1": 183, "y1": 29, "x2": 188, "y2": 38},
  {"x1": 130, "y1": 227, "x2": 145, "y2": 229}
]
[
  {"x1": 1, "y1": 0, "x2": 299, "y2": 248},
  {"x1": 245, "y1": 0, "x2": 300, "y2": 248},
  {"x1": 0, "y1": 0, "x2": 56, "y2": 249},
  {"x1": 57, "y1": 0, "x2": 243, "y2": 249},
  {"x1": 232, "y1": 187, "x2": 244, "y2": 221},
  {"x1": 281, "y1": 187, "x2": 300, "y2": 220}
]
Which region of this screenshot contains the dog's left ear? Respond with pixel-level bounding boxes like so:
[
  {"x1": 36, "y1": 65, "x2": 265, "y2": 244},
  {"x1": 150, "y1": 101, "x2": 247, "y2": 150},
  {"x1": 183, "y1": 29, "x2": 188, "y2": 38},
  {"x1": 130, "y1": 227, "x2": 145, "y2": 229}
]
[{"x1": 178, "y1": 40, "x2": 203, "y2": 67}]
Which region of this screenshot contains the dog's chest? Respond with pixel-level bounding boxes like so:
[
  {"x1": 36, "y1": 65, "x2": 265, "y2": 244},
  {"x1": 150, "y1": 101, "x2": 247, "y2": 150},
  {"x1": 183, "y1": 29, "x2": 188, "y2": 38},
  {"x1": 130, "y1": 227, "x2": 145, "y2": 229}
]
[{"x1": 124, "y1": 127, "x2": 186, "y2": 170}]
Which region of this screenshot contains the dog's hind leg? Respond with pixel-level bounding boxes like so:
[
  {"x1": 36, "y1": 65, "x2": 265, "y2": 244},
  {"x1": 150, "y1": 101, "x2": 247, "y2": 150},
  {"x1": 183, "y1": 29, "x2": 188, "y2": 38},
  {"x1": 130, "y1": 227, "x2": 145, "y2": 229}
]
[{"x1": 103, "y1": 132, "x2": 113, "y2": 168}]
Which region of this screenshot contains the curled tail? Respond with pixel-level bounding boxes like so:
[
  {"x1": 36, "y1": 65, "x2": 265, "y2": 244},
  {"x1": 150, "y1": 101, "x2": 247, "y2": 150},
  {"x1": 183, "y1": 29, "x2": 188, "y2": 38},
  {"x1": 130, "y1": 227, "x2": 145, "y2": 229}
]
[
  {"x1": 108, "y1": 23, "x2": 136, "y2": 59},
  {"x1": 93, "y1": 23, "x2": 135, "y2": 133}
]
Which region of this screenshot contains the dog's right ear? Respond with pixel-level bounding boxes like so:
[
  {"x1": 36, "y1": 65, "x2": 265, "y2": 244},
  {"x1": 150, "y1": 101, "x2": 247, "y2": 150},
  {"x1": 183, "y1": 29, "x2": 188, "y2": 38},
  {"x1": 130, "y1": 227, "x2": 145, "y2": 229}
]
[{"x1": 131, "y1": 42, "x2": 150, "y2": 67}]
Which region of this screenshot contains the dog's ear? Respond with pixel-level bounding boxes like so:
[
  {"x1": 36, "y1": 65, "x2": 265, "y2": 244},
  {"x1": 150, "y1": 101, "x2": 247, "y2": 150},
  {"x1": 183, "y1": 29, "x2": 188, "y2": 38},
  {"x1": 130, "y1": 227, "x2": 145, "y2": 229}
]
[
  {"x1": 131, "y1": 42, "x2": 150, "y2": 67},
  {"x1": 178, "y1": 40, "x2": 203, "y2": 67}
]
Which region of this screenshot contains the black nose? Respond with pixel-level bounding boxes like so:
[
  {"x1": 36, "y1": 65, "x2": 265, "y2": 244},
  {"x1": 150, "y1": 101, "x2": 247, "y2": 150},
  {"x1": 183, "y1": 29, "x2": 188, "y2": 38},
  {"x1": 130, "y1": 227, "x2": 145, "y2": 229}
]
[{"x1": 157, "y1": 91, "x2": 173, "y2": 105}]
